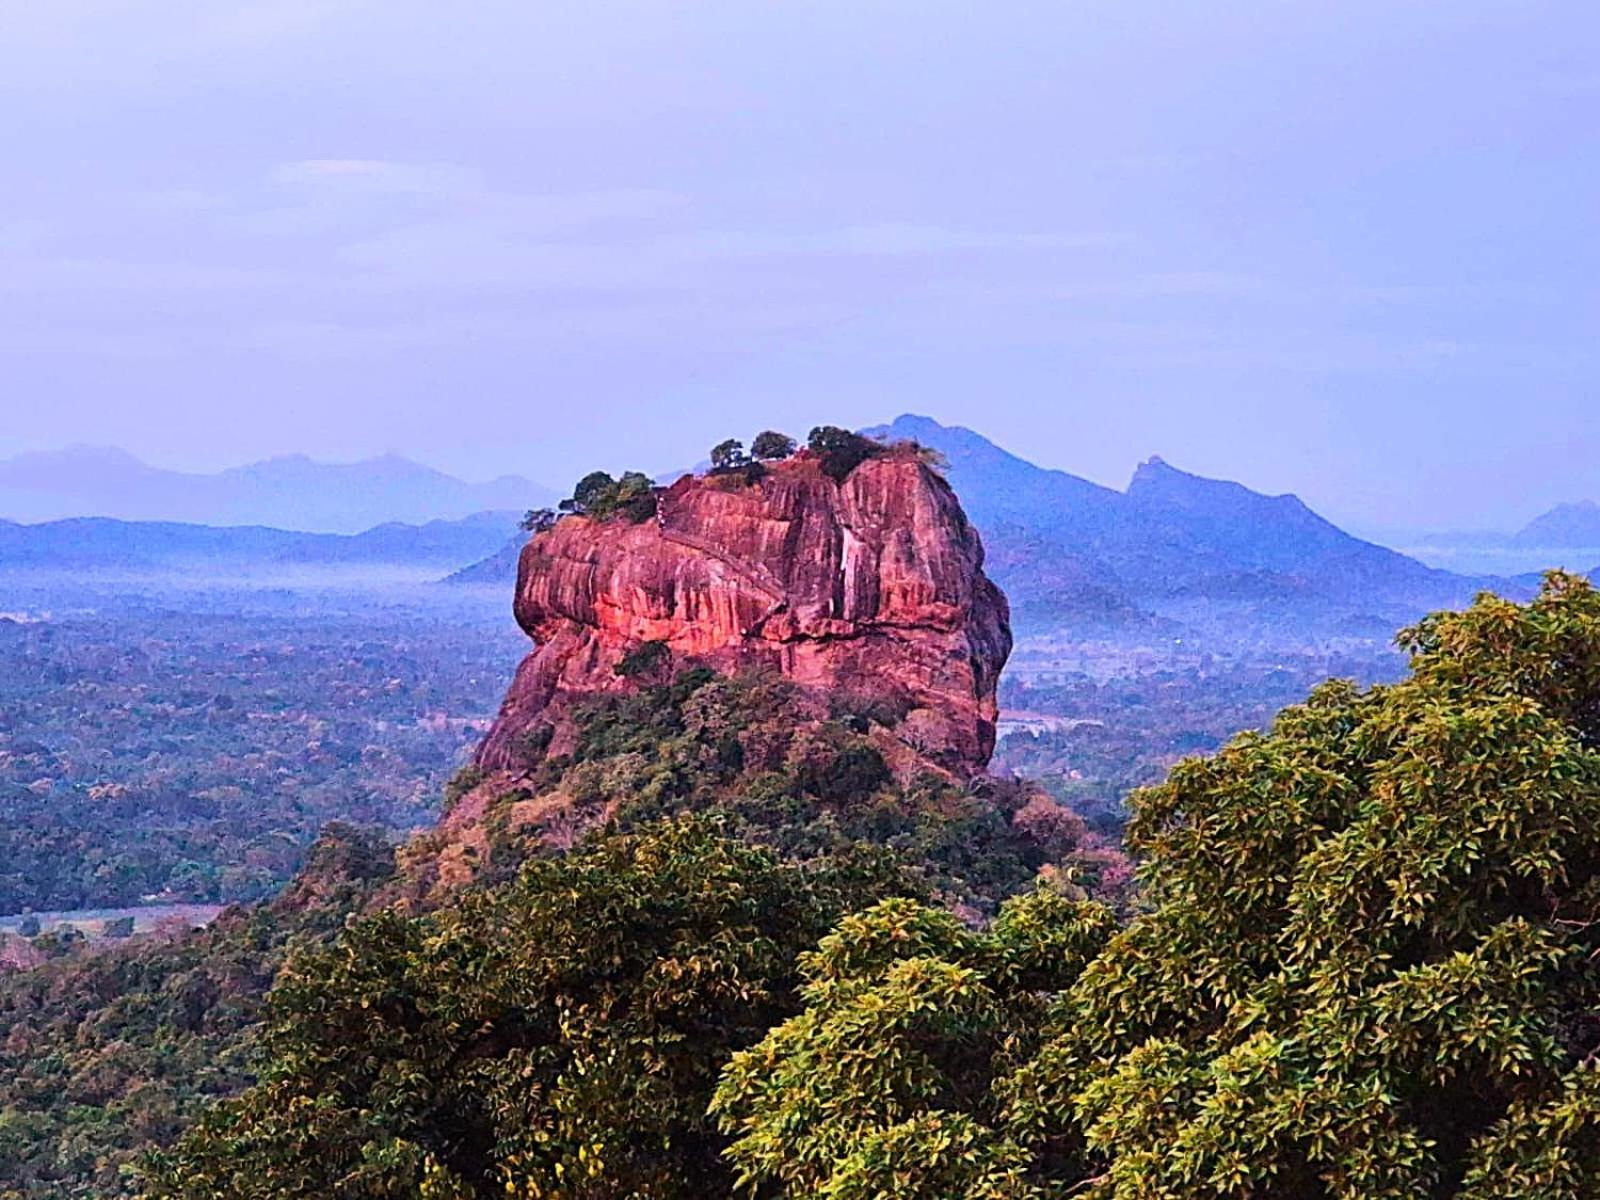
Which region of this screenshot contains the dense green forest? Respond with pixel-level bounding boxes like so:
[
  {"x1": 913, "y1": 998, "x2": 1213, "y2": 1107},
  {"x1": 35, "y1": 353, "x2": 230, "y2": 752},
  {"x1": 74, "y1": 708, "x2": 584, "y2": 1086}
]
[
  {"x1": 5, "y1": 575, "x2": 1598, "y2": 1196},
  {"x1": 0, "y1": 824, "x2": 396, "y2": 1198},
  {"x1": 0, "y1": 602, "x2": 521, "y2": 912}
]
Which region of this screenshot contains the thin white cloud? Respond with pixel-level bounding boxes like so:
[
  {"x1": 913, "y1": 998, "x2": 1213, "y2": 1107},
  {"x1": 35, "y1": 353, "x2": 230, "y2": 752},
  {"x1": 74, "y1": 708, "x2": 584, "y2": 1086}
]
[
  {"x1": 660, "y1": 224, "x2": 1121, "y2": 260},
  {"x1": 272, "y1": 159, "x2": 485, "y2": 196},
  {"x1": 329, "y1": 217, "x2": 1121, "y2": 290},
  {"x1": 240, "y1": 163, "x2": 684, "y2": 241}
]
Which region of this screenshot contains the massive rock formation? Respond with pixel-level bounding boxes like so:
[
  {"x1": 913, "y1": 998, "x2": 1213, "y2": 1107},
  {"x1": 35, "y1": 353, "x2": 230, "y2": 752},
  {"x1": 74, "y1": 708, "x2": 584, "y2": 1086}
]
[{"x1": 476, "y1": 449, "x2": 1011, "y2": 777}]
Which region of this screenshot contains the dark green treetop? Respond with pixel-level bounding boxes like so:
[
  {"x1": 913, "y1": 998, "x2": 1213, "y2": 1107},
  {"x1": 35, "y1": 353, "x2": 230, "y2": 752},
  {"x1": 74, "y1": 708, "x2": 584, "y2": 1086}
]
[
  {"x1": 806, "y1": 426, "x2": 883, "y2": 482},
  {"x1": 750, "y1": 431, "x2": 797, "y2": 461},
  {"x1": 558, "y1": 470, "x2": 657, "y2": 523},
  {"x1": 140, "y1": 817, "x2": 909, "y2": 1200},
  {"x1": 709, "y1": 439, "x2": 749, "y2": 471}
]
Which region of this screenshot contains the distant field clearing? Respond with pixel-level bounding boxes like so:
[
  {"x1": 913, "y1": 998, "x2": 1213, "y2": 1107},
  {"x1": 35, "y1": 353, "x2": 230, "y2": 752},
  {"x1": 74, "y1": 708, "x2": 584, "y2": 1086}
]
[{"x1": 0, "y1": 903, "x2": 224, "y2": 938}]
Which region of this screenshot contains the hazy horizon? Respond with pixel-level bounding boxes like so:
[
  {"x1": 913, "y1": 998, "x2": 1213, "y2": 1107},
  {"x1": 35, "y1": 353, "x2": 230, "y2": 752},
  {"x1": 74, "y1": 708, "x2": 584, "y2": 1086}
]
[
  {"x1": 1, "y1": 2, "x2": 1595, "y2": 530},
  {"x1": 7, "y1": 415, "x2": 1599, "y2": 557}
]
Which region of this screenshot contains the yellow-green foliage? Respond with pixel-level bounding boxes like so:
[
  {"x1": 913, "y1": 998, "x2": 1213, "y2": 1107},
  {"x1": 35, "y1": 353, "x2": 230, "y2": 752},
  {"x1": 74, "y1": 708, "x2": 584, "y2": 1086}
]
[
  {"x1": 719, "y1": 573, "x2": 1600, "y2": 1198},
  {"x1": 1011, "y1": 573, "x2": 1600, "y2": 1197},
  {"x1": 712, "y1": 889, "x2": 1115, "y2": 1198}
]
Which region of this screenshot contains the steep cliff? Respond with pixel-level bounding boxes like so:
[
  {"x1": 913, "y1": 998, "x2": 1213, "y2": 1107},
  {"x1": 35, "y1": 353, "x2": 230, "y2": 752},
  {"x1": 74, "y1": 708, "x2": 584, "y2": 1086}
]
[{"x1": 476, "y1": 449, "x2": 1011, "y2": 778}]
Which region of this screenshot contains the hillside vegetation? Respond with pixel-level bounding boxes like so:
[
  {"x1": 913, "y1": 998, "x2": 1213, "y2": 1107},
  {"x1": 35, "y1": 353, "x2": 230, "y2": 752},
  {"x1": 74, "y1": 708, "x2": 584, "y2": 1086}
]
[{"x1": 103, "y1": 574, "x2": 1600, "y2": 1197}]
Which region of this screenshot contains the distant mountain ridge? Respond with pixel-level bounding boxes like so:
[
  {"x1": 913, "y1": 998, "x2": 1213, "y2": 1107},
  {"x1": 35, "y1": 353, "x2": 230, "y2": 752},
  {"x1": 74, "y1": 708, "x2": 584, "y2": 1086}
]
[
  {"x1": 1513, "y1": 500, "x2": 1600, "y2": 548},
  {"x1": 0, "y1": 446, "x2": 555, "y2": 533},
  {"x1": 1399, "y1": 499, "x2": 1600, "y2": 575},
  {"x1": 862, "y1": 414, "x2": 1508, "y2": 634},
  {"x1": 444, "y1": 537, "x2": 525, "y2": 586},
  {"x1": 444, "y1": 415, "x2": 1512, "y2": 641},
  {"x1": 0, "y1": 511, "x2": 521, "y2": 574}
]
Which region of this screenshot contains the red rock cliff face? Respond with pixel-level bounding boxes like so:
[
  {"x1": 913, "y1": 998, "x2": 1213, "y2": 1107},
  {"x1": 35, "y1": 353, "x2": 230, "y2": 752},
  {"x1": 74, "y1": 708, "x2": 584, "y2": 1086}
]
[{"x1": 476, "y1": 452, "x2": 1011, "y2": 776}]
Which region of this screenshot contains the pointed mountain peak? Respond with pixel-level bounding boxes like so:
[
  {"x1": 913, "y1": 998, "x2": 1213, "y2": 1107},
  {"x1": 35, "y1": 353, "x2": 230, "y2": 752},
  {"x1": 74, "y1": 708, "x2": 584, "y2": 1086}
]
[
  {"x1": 871, "y1": 413, "x2": 985, "y2": 452},
  {"x1": 1129, "y1": 454, "x2": 1181, "y2": 485},
  {"x1": 881, "y1": 413, "x2": 948, "y2": 437},
  {"x1": 1513, "y1": 499, "x2": 1600, "y2": 547},
  {"x1": 1127, "y1": 454, "x2": 1224, "y2": 494},
  {"x1": 865, "y1": 414, "x2": 1057, "y2": 474}
]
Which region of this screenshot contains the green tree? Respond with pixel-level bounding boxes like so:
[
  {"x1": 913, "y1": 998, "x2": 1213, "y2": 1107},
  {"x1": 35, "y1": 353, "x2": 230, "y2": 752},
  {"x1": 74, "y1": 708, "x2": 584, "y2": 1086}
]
[
  {"x1": 141, "y1": 818, "x2": 907, "y2": 1200},
  {"x1": 709, "y1": 439, "x2": 748, "y2": 472},
  {"x1": 0, "y1": 824, "x2": 393, "y2": 1200},
  {"x1": 610, "y1": 471, "x2": 658, "y2": 522},
  {"x1": 750, "y1": 431, "x2": 797, "y2": 461},
  {"x1": 519, "y1": 508, "x2": 556, "y2": 534},
  {"x1": 561, "y1": 470, "x2": 617, "y2": 516},
  {"x1": 558, "y1": 470, "x2": 657, "y2": 523},
  {"x1": 806, "y1": 426, "x2": 881, "y2": 482},
  {"x1": 713, "y1": 574, "x2": 1600, "y2": 1198},
  {"x1": 713, "y1": 889, "x2": 1115, "y2": 1198},
  {"x1": 614, "y1": 639, "x2": 671, "y2": 682},
  {"x1": 1000, "y1": 572, "x2": 1600, "y2": 1198}
]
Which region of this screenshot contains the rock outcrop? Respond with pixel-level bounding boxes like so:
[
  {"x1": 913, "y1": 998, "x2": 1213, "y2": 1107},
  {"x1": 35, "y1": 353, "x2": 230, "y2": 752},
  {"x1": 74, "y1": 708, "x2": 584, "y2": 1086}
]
[{"x1": 476, "y1": 449, "x2": 1011, "y2": 778}]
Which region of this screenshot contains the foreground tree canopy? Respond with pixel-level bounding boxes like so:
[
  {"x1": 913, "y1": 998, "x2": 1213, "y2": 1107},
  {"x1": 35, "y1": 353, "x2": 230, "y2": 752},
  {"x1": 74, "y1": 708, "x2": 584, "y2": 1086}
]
[
  {"x1": 1052, "y1": 571, "x2": 1600, "y2": 1198},
  {"x1": 141, "y1": 574, "x2": 1600, "y2": 1197},
  {"x1": 714, "y1": 573, "x2": 1600, "y2": 1198},
  {"x1": 712, "y1": 890, "x2": 1117, "y2": 1198},
  {"x1": 140, "y1": 818, "x2": 910, "y2": 1199}
]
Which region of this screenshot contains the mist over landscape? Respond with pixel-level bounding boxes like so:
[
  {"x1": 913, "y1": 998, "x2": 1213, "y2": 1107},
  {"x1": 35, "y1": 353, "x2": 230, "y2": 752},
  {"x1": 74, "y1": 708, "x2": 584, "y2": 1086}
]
[{"x1": 2, "y1": 3, "x2": 1599, "y2": 1198}]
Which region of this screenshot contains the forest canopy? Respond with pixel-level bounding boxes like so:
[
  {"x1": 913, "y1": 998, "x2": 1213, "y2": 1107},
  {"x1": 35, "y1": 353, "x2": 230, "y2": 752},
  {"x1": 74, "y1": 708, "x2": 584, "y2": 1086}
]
[{"x1": 130, "y1": 574, "x2": 1600, "y2": 1198}]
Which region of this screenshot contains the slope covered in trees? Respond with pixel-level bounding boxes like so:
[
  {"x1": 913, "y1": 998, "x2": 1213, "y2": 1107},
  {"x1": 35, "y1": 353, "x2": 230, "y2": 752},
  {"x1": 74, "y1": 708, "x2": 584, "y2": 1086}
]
[
  {"x1": 6, "y1": 424, "x2": 1599, "y2": 1196},
  {"x1": 123, "y1": 574, "x2": 1600, "y2": 1197}
]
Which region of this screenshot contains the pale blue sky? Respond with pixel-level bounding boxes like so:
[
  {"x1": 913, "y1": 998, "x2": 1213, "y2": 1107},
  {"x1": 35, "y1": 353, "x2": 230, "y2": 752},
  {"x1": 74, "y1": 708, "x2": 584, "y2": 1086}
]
[{"x1": 0, "y1": 1, "x2": 1595, "y2": 529}]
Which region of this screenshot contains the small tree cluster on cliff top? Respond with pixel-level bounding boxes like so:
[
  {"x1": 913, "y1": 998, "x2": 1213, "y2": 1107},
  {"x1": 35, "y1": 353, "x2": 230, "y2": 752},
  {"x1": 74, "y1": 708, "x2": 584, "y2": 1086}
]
[
  {"x1": 751, "y1": 430, "x2": 797, "y2": 461},
  {"x1": 709, "y1": 438, "x2": 750, "y2": 472},
  {"x1": 807, "y1": 425, "x2": 884, "y2": 481},
  {"x1": 705, "y1": 432, "x2": 800, "y2": 484},
  {"x1": 558, "y1": 469, "x2": 657, "y2": 523},
  {"x1": 708, "y1": 432, "x2": 799, "y2": 470},
  {"x1": 519, "y1": 507, "x2": 556, "y2": 533}
]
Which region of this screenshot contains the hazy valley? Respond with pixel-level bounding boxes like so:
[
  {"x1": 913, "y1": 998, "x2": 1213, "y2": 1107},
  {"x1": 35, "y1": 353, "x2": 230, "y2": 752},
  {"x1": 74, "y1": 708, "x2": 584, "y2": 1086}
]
[{"x1": 1, "y1": 416, "x2": 1578, "y2": 923}]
